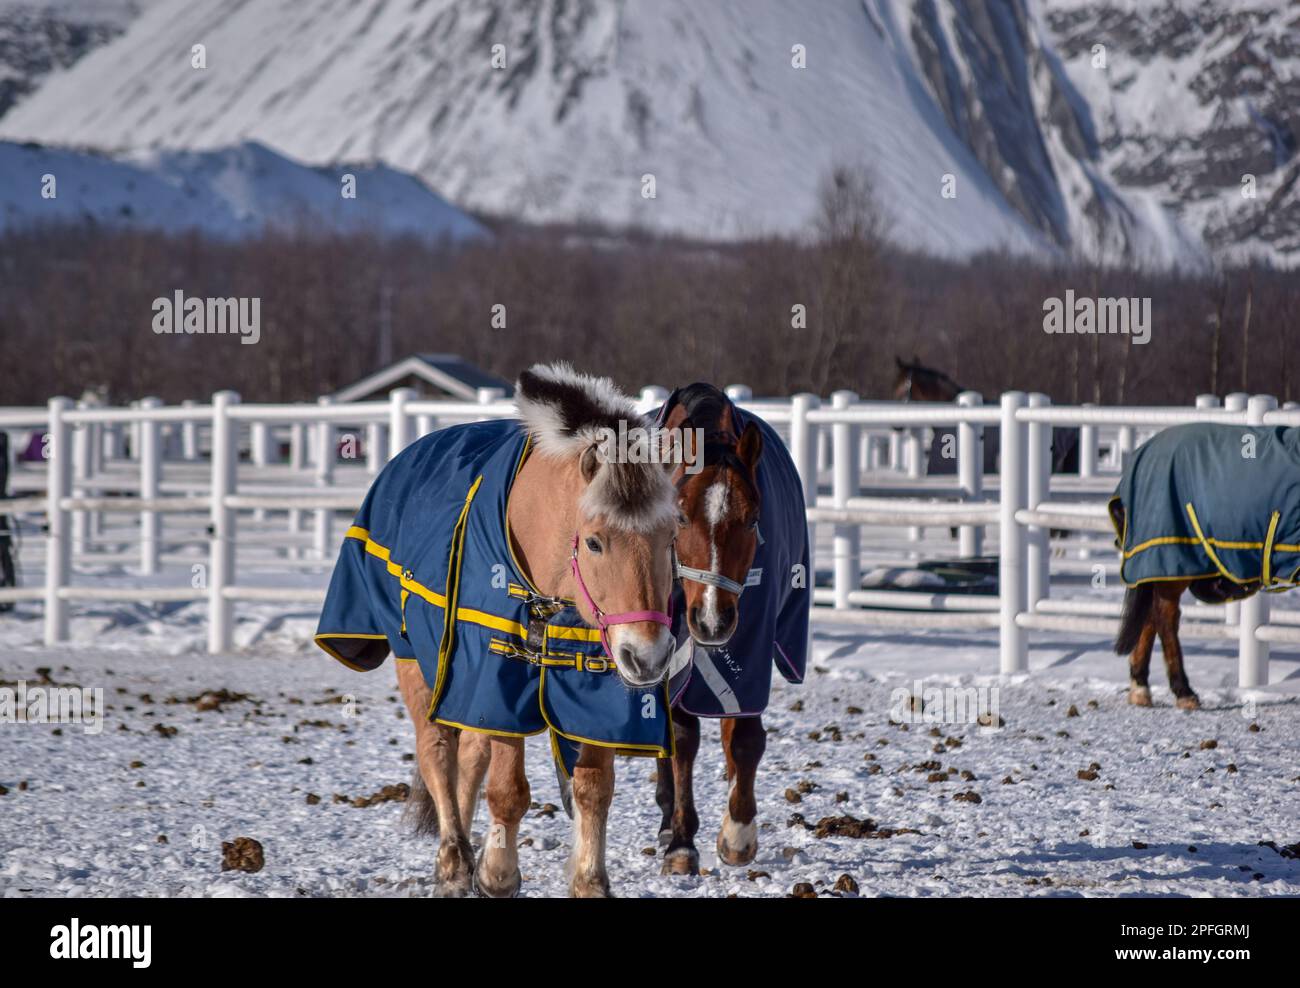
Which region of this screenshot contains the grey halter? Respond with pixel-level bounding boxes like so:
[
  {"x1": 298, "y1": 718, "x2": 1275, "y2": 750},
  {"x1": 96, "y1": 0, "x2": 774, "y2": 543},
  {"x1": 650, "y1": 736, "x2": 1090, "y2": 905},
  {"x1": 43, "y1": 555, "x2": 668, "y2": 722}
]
[{"x1": 672, "y1": 528, "x2": 764, "y2": 597}]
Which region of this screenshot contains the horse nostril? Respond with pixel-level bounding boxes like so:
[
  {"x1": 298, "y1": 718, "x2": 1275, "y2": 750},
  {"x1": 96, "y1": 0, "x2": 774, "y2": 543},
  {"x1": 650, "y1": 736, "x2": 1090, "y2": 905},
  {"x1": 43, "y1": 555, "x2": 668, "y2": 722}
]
[
  {"x1": 688, "y1": 606, "x2": 701, "y2": 627},
  {"x1": 718, "y1": 605, "x2": 737, "y2": 629},
  {"x1": 617, "y1": 644, "x2": 639, "y2": 669}
]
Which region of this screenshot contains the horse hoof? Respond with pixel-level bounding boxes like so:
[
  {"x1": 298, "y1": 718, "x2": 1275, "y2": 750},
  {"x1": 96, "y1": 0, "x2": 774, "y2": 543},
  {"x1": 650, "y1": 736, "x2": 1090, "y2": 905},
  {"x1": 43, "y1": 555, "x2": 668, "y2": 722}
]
[
  {"x1": 473, "y1": 864, "x2": 522, "y2": 899},
  {"x1": 570, "y1": 874, "x2": 613, "y2": 898},
  {"x1": 433, "y1": 875, "x2": 474, "y2": 898},
  {"x1": 1176, "y1": 694, "x2": 1201, "y2": 711},
  {"x1": 1127, "y1": 686, "x2": 1153, "y2": 707},
  {"x1": 661, "y1": 847, "x2": 700, "y2": 876},
  {"x1": 716, "y1": 814, "x2": 758, "y2": 866},
  {"x1": 434, "y1": 837, "x2": 475, "y2": 896}
]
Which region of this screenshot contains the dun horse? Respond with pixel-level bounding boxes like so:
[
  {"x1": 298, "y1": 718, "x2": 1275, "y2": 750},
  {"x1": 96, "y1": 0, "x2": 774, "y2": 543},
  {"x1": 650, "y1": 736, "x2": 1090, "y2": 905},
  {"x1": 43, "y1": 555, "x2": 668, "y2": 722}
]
[
  {"x1": 653, "y1": 383, "x2": 810, "y2": 874},
  {"x1": 317, "y1": 363, "x2": 678, "y2": 896}
]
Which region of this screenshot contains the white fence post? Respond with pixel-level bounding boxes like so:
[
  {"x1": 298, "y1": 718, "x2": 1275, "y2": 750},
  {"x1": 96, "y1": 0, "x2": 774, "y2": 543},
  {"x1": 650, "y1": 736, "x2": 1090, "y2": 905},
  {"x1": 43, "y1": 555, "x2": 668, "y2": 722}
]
[
  {"x1": 366, "y1": 421, "x2": 387, "y2": 475},
  {"x1": 1078, "y1": 404, "x2": 1097, "y2": 480},
  {"x1": 44, "y1": 397, "x2": 72, "y2": 645},
  {"x1": 72, "y1": 402, "x2": 91, "y2": 555},
  {"x1": 1026, "y1": 393, "x2": 1051, "y2": 609},
  {"x1": 139, "y1": 396, "x2": 162, "y2": 575},
  {"x1": 313, "y1": 397, "x2": 335, "y2": 559},
  {"x1": 999, "y1": 392, "x2": 1028, "y2": 674},
  {"x1": 1222, "y1": 393, "x2": 1249, "y2": 627},
  {"x1": 181, "y1": 401, "x2": 199, "y2": 460},
  {"x1": 639, "y1": 385, "x2": 669, "y2": 404},
  {"x1": 389, "y1": 387, "x2": 416, "y2": 460},
  {"x1": 1239, "y1": 394, "x2": 1276, "y2": 687},
  {"x1": 957, "y1": 391, "x2": 983, "y2": 557},
  {"x1": 830, "y1": 390, "x2": 860, "y2": 610},
  {"x1": 478, "y1": 387, "x2": 507, "y2": 407},
  {"x1": 790, "y1": 393, "x2": 820, "y2": 589},
  {"x1": 208, "y1": 391, "x2": 239, "y2": 653}
]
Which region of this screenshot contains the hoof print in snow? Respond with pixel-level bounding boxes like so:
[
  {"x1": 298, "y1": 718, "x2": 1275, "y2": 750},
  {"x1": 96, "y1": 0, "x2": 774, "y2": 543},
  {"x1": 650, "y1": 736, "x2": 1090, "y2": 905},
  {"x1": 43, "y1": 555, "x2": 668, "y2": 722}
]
[{"x1": 222, "y1": 836, "x2": 265, "y2": 873}]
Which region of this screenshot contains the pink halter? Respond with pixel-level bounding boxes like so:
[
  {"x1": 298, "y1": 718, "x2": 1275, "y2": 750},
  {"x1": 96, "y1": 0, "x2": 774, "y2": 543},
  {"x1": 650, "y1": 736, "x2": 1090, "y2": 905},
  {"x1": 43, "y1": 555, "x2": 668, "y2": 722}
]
[{"x1": 569, "y1": 535, "x2": 673, "y2": 659}]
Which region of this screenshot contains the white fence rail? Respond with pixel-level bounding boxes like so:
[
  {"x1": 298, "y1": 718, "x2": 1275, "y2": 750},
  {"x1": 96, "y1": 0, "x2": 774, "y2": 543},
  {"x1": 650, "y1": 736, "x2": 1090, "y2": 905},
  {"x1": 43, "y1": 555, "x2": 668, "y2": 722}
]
[{"x1": 2, "y1": 386, "x2": 1296, "y2": 688}]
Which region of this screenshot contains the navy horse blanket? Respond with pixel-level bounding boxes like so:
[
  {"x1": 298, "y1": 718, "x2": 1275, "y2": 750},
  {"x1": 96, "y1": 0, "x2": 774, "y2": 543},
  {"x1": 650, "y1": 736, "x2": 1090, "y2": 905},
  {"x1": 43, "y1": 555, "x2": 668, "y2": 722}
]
[
  {"x1": 661, "y1": 391, "x2": 810, "y2": 717},
  {"x1": 315, "y1": 419, "x2": 673, "y2": 759},
  {"x1": 1110, "y1": 422, "x2": 1300, "y2": 589}
]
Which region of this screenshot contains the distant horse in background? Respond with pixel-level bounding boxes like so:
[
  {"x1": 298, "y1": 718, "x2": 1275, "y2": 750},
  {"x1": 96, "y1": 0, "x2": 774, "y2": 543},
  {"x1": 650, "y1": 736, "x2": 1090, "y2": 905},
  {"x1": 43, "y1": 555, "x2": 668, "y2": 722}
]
[{"x1": 890, "y1": 356, "x2": 1079, "y2": 475}]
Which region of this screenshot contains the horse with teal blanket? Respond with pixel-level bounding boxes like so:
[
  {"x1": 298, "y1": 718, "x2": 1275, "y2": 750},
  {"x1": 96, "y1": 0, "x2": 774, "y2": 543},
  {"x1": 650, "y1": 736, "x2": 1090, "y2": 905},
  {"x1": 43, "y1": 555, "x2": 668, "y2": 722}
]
[{"x1": 1110, "y1": 422, "x2": 1300, "y2": 708}]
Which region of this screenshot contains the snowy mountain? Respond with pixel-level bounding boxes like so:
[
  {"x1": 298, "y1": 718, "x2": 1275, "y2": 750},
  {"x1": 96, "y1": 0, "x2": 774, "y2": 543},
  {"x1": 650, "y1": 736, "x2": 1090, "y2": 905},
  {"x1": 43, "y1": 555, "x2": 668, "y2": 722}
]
[
  {"x1": 0, "y1": 139, "x2": 491, "y2": 241},
  {"x1": 0, "y1": 0, "x2": 145, "y2": 118},
  {"x1": 0, "y1": 0, "x2": 1294, "y2": 266}
]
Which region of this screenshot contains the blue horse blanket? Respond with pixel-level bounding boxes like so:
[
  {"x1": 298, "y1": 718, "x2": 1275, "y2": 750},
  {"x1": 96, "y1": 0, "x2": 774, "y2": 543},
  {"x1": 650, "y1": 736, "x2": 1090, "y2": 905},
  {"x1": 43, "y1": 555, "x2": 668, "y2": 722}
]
[
  {"x1": 661, "y1": 393, "x2": 811, "y2": 717},
  {"x1": 1110, "y1": 422, "x2": 1300, "y2": 589},
  {"x1": 315, "y1": 419, "x2": 674, "y2": 758}
]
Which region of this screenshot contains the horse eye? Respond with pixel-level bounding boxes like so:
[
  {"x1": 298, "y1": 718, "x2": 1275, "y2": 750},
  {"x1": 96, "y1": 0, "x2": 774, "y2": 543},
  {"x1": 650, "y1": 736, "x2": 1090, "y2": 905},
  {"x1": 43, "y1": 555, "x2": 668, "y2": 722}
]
[
  {"x1": 585, "y1": 537, "x2": 603, "y2": 554},
  {"x1": 677, "y1": 510, "x2": 689, "y2": 527}
]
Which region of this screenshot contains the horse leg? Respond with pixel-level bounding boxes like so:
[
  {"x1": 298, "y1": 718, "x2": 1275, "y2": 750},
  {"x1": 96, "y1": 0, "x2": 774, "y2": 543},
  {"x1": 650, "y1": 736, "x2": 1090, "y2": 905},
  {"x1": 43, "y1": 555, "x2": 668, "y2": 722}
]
[
  {"x1": 717, "y1": 715, "x2": 765, "y2": 866},
  {"x1": 568, "y1": 742, "x2": 615, "y2": 898},
  {"x1": 1129, "y1": 603, "x2": 1157, "y2": 708},
  {"x1": 396, "y1": 662, "x2": 474, "y2": 896},
  {"x1": 1153, "y1": 582, "x2": 1200, "y2": 710},
  {"x1": 456, "y1": 730, "x2": 492, "y2": 836},
  {"x1": 474, "y1": 735, "x2": 528, "y2": 897},
  {"x1": 661, "y1": 711, "x2": 701, "y2": 876},
  {"x1": 654, "y1": 756, "x2": 675, "y2": 846}
]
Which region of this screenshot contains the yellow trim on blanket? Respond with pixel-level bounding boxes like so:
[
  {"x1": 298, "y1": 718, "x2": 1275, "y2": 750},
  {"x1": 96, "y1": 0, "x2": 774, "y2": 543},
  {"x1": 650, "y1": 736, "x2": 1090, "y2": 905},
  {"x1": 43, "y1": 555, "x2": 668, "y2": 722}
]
[
  {"x1": 433, "y1": 717, "x2": 546, "y2": 740},
  {"x1": 537, "y1": 669, "x2": 675, "y2": 760},
  {"x1": 428, "y1": 475, "x2": 484, "y2": 721},
  {"x1": 1184, "y1": 502, "x2": 1256, "y2": 585},
  {"x1": 313, "y1": 632, "x2": 387, "y2": 672}
]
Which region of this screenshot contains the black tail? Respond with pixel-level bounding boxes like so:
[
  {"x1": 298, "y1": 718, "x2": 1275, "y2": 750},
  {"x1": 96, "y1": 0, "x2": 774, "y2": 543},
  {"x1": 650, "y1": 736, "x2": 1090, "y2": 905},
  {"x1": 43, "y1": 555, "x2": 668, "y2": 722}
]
[
  {"x1": 1115, "y1": 584, "x2": 1154, "y2": 656},
  {"x1": 403, "y1": 768, "x2": 439, "y2": 837}
]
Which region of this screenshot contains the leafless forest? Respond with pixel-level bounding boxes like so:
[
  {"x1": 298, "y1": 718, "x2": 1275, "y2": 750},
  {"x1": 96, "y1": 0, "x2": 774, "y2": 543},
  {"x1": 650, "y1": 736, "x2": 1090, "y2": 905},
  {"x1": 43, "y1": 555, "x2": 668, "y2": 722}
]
[{"x1": 1, "y1": 212, "x2": 1294, "y2": 408}]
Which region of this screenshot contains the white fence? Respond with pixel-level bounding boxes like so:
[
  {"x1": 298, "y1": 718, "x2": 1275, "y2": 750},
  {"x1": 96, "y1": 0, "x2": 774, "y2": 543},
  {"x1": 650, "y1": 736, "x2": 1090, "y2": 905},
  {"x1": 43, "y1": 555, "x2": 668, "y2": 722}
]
[{"x1": 2, "y1": 386, "x2": 1297, "y2": 688}]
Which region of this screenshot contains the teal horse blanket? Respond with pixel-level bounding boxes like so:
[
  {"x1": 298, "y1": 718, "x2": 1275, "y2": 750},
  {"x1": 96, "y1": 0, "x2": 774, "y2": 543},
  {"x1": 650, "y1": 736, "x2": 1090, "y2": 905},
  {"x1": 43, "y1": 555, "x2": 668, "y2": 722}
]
[
  {"x1": 315, "y1": 419, "x2": 673, "y2": 759},
  {"x1": 1110, "y1": 423, "x2": 1300, "y2": 589}
]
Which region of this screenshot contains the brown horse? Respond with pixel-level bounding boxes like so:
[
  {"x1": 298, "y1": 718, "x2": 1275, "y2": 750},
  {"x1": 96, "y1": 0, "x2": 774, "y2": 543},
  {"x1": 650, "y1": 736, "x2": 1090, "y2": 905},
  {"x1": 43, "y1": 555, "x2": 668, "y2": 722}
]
[
  {"x1": 396, "y1": 364, "x2": 679, "y2": 897},
  {"x1": 1110, "y1": 503, "x2": 1256, "y2": 711},
  {"x1": 891, "y1": 355, "x2": 964, "y2": 402},
  {"x1": 653, "y1": 383, "x2": 809, "y2": 875}
]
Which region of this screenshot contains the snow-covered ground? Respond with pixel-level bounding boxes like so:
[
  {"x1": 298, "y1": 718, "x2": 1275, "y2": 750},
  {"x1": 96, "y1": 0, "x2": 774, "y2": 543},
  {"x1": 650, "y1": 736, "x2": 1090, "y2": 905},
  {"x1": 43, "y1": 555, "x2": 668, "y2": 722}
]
[{"x1": 3, "y1": 600, "x2": 1299, "y2": 898}]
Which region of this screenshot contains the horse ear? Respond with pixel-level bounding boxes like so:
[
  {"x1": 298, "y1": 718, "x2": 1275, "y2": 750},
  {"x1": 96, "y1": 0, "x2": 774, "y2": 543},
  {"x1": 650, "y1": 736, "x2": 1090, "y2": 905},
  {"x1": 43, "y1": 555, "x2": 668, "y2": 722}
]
[
  {"x1": 737, "y1": 421, "x2": 763, "y2": 470},
  {"x1": 579, "y1": 443, "x2": 601, "y2": 483}
]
